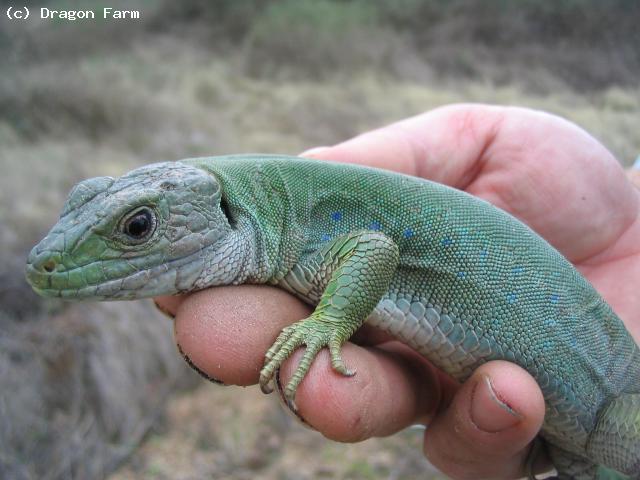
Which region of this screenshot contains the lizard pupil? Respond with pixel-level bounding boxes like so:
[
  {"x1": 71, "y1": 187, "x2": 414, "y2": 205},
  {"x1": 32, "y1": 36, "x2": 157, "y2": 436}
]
[{"x1": 124, "y1": 209, "x2": 153, "y2": 239}]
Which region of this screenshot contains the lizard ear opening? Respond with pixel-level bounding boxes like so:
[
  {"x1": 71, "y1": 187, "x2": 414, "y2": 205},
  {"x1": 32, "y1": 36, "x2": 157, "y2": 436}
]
[{"x1": 220, "y1": 195, "x2": 235, "y2": 227}]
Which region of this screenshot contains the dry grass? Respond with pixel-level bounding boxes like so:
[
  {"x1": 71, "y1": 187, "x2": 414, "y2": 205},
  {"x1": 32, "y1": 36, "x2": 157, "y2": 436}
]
[
  {"x1": 110, "y1": 384, "x2": 444, "y2": 480},
  {"x1": 2, "y1": 2, "x2": 639, "y2": 479},
  {"x1": 0, "y1": 301, "x2": 199, "y2": 480}
]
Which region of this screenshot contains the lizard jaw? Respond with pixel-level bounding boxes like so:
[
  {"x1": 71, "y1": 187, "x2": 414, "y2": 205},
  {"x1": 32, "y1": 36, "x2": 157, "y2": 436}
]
[{"x1": 25, "y1": 245, "x2": 223, "y2": 300}]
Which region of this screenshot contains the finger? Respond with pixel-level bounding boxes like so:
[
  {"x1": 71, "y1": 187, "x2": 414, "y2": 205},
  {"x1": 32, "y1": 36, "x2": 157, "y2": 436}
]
[
  {"x1": 351, "y1": 323, "x2": 395, "y2": 346},
  {"x1": 173, "y1": 285, "x2": 311, "y2": 386},
  {"x1": 173, "y1": 286, "x2": 444, "y2": 438},
  {"x1": 423, "y1": 361, "x2": 546, "y2": 480},
  {"x1": 153, "y1": 294, "x2": 187, "y2": 318},
  {"x1": 302, "y1": 103, "x2": 506, "y2": 188},
  {"x1": 628, "y1": 156, "x2": 640, "y2": 189},
  {"x1": 278, "y1": 341, "x2": 444, "y2": 442}
]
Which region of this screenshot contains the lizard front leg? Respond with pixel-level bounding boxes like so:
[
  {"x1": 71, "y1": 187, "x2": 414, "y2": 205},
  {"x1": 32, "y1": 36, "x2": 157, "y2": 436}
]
[{"x1": 259, "y1": 230, "x2": 399, "y2": 401}]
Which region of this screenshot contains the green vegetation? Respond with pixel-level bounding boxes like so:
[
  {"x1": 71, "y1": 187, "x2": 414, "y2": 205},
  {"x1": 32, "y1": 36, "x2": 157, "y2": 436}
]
[{"x1": 1, "y1": 1, "x2": 638, "y2": 478}]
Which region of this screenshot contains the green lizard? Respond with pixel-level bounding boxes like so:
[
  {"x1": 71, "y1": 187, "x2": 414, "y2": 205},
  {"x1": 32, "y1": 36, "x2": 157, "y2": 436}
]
[{"x1": 25, "y1": 155, "x2": 640, "y2": 479}]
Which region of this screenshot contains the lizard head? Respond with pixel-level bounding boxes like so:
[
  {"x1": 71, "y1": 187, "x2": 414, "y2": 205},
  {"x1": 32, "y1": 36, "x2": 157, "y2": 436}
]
[{"x1": 26, "y1": 162, "x2": 232, "y2": 300}]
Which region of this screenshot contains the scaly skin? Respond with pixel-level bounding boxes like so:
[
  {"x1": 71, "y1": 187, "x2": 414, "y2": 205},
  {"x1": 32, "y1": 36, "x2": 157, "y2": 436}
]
[{"x1": 26, "y1": 155, "x2": 640, "y2": 479}]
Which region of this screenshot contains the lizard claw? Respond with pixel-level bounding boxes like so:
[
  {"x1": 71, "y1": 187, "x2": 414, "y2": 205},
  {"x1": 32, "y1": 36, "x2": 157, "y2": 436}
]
[
  {"x1": 259, "y1": 327, "x2": 304, "y2": 394},
  {"x1": 260, "y1": 376, "x2": 275, "y2": 394}
]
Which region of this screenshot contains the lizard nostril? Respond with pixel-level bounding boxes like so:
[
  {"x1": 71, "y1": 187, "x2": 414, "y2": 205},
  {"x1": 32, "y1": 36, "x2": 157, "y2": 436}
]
[{"x1": 42, "y1": 260, "x2": 56, "y2": 273}]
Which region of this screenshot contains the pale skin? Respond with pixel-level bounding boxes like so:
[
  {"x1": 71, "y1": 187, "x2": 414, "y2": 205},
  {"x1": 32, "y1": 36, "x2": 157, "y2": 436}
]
[{"x1": 155, "y1": 104, "x2": 640, "y2": 480}]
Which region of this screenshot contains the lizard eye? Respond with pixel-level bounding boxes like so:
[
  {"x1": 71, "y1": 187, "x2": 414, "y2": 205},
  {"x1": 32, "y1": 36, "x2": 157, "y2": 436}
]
[{"x1": 121, "y1": 207, "x2": 156, "y2": 243}]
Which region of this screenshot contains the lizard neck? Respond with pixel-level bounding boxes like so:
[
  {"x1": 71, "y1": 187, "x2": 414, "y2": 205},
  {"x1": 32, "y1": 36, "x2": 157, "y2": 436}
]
[
  {"x1": 192, "y1": 218, "x2": 265, "y2": 288},
  {"x1": 184, "y1": 156, "x2": 309, "y2": 286}
]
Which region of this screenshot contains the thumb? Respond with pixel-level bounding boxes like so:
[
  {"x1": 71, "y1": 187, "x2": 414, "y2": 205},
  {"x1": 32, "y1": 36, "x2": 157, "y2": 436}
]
[{"x1": 423, "y1": 361, "x2": 547, "y2": 480}]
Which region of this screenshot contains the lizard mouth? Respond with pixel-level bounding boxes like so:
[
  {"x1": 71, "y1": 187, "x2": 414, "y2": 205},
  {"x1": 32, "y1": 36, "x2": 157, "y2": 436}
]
[
  {"x1": 25, "y1": 252, "x2": 203, "y2": 300},
  {"x1": 26, "y1": 264, "x2": 124, "y2": 300},
  {"x1": 25, "y1": 262, "x2": 125, "y2": 299}
]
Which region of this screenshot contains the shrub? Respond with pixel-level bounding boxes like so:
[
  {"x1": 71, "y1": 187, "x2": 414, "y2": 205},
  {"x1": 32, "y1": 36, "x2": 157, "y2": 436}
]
[{"x1": 242, "y1": 0, "x2": 401, "y2": 79}]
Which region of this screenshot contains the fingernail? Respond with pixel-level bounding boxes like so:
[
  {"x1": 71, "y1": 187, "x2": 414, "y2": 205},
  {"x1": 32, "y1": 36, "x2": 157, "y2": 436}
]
[
  {"x1": 299, "y1": 146, "x2": 329, "y2": 158},
  {"x1": 470, "y1": 375, "x2": 522, "y2": 433},
  {"x1": 273, "y1": 370, "x2": 315, "y2": 430},
  {"x1": 153, "y1": 299, "x2": 175, "y2": 319},
  {"x1": 177, "y1": 343, "x2": 226, "y2": 385}
]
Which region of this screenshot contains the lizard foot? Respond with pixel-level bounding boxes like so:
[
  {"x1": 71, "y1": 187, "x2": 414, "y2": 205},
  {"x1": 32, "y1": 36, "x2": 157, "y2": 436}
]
[{"x1": 259, "y1": 315, "x2": 355, "y2": 401}]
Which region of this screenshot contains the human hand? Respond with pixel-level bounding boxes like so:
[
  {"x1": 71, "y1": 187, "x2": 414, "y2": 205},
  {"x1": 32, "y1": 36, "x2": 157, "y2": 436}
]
[
  {"x1": 155, "y1": 104, "x2": 640, "y2": 479},
  {"x1": 628, "y1": 156, "x2": 640, "y2": 189}
]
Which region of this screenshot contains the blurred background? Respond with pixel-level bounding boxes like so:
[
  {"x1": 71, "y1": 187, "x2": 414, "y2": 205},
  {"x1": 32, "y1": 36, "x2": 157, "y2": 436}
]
[{"x1": 1, "y1": 1, "x2": 638, "y2": 478}]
